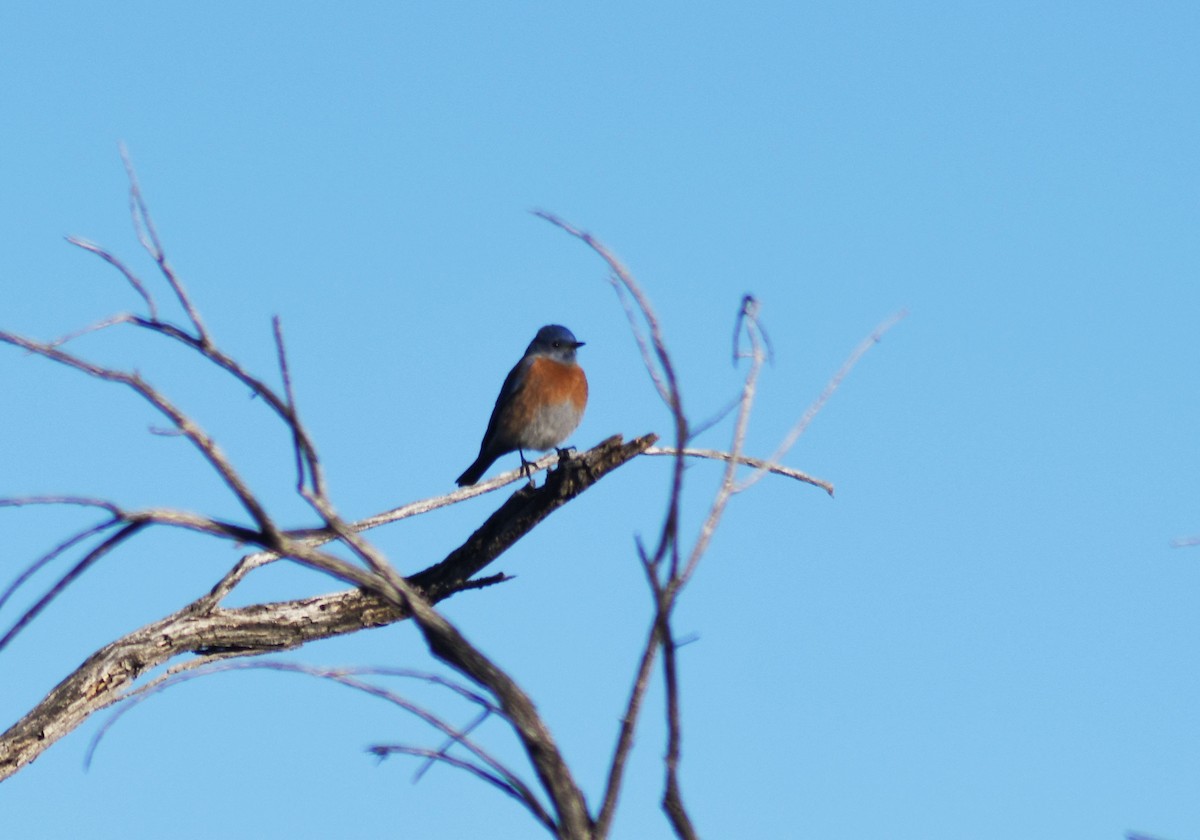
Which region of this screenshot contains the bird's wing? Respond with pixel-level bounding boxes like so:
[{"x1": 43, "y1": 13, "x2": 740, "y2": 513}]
[{"x1": 479, "y1": 355, "x2": 531, "y2": 451}]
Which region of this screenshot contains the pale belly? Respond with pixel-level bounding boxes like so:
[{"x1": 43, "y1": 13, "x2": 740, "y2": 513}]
[{"x1": 523, "y1": 401, "x2": 583, "y2": 450}]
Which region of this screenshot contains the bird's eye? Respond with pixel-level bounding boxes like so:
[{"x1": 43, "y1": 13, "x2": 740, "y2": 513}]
[{"x1": 552, "y1": 341, "x2": 561, "y2": 348}]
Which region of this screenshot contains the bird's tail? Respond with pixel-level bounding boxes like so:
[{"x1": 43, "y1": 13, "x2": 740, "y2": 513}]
[{"x1": 455, "y1": 454, "x2": 494, "y2": 487}]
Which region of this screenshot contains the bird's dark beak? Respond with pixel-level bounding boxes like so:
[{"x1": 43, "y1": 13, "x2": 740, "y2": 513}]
[{"x1": 575, "y1": 340, "x2": 586, "y2": 348}]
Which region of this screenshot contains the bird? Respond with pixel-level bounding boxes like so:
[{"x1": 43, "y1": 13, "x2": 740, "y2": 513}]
[{"x1": 455, "y1": 324, "x2": 588, "y2": 487}]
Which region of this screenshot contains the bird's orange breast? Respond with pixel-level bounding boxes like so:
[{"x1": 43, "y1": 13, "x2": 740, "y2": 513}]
[{"x1": 526, "y1": 356, "x2": 588, "y2": 410}]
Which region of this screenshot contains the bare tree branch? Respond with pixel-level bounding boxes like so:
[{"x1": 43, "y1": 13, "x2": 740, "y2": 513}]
[
  {"x1": 0, "y1": 518, "x2": 121, "y2": 613},
  {"x1": 538, "y1": 221, "x2": 898, "y2": 838},
  {"x1": 90, "y1": 660, "x2": 553, "y2": 827},
  {"x1": 371, "y1": 744, "x2": 557, "y2": 832},
  {"x1": 539, "y1": 217, "x2": 700, "y2": 837},
  {"x1": 119, "y1": 143, "x2": 209, "y2": 342},
  {"x1": 660, "y1": 618, "x2": 697, "y2": 840},
  {"x1": 64, "y1": 236, "x2": 157, "y2": 318},
  {"x1": 642, "y1": 447, "x2": 835, "y2": 495},
  {"x1": 533, "y1": 210, "x2": 691, "y2": 570},
  {"x1": 594, "y1": 582, "x2": 664, "y2": 837},
  {"x1": 735, "y1": 308, "x2": 908, "y2": 494},
  {"x1": 0, "y1": 523, "x2": 146, "y2": 653},
  {"x1": 680, "y1": 294, "x2": 768, "y2": 587},
  {"x1": 0, "y1": 435, "x2": 653, "y2": 784},
  {"x1": 296, "y1": 475, "x2": 595, "y2": 837},
  {"x1": 414, "y1": 708, "x2": 492, "y2": 782},
  {"x1": 2, "y1": 175, "x2": 888, "y2": 840},
  {"x1": 0, "y1": 328, "x2": 276, "y2": 534}
]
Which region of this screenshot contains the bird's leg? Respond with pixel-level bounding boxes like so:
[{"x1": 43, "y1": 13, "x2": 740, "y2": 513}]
[
  {"x1": 555, "y1": 445, "x2": 576, "y2": 462},
  {"x1": 519, "y1": 450, "x2": 535, "y2": 486}
]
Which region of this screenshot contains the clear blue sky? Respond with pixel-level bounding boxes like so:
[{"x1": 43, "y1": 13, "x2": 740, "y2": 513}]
[{"x1": 2, "y1": 3, "x2": 1198, "y2": 838}]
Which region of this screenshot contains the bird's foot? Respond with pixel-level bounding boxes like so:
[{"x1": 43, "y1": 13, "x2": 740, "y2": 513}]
[{"x1": 519, "y1": 451, "x2": 536, "y2": 487}]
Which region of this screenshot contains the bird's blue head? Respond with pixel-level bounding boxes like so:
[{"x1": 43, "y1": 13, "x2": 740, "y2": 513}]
[{"x1": 526, "y1": 324, "x2": 584, "y2": 363}]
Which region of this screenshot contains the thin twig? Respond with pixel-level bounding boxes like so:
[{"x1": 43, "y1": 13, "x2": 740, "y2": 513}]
[
  {"x1": 647, "y1": 296, "x2": 771, "y2": 839},
  {"x1": 534, "y1": 211, "x2": 689, "y2": 577},
  {"x1": 370, "y1": 745, "x2": 556, "y2": 833},
  {"x1": 119, "y1": 143, "x2": 209, "y2": 342},
  {"x1": 533, "y1": 211, "x2": 687, "y2": 437},
  {"x1": 642, "y1": 447, "x2": 834, "y2": 495},
  {"x1": 89, "y1": 659, "x2": 555, "y2": 829},
  {"x1": 540, "y1": 214, "x2": 706, "y2": 838},
  {"x1": 45, "y1": 313, "x2": 135, "y2": 348},
  {"x1": 735, "y1": 308, "x2": 907, "y2": 494},
  {"x1": 273, "y1": 316, "x2": 327, "y2": 499},
  {"x1": 413, "y1": 708, "x2": 493, "y2": 783},
  {"x1": 0, "y1": 523, "x2": 146, "y2": 655},
  {"x1": 678, "y1": 295, "x2": 767, "y2": 586},
  {"x1": 0, "y1": 329, "x2": 276, "y2": 534},
  {"x1": 64, "y1": 236, "x2": 157, "y2": 319},
  {"x1": 0, "y1": 506, "x2": 269, "y2": 652},
  {"x1": 594, "y1": 608, "x2": 665, "y2": 837},
  {"x1": 345, "y1": 516, "x2": 593, "y2": 835},
  {"x1": 0, "y1": 495, "x2": 124, "y2": 513},
  {"x1": 0, "y1": 518, "x2": 120, "y2": 613},
  {"x1": 689, "y1": 392, "x2": 743, "y2": 438},
  {"x1": 660, "y1": 619, "x2": 698, "y2": 840},
  {"x1": 732, "y1": 293, "x2": 774, "y2": 366}
]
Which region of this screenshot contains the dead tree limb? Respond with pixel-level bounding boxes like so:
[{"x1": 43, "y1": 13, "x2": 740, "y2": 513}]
[
  {"x1": 1, "y1": 159, "x2": 882, "y2": 840},
  {"x1": 0, "y1": 434, "x2": 655, "y2": 782}
]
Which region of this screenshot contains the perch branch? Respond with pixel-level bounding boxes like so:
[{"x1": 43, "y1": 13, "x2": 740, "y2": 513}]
[{"x1": 0, "y1": 435, "x2": 654, "y2": 783}]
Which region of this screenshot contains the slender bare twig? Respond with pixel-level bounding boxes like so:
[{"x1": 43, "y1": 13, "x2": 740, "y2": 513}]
[
  {"x1": 0, "y1": 507, "x2": 271, "y2": 655},
  {"x1": 594, "y1": 596, "x2": 665, "y2": 837},
  {"x1": 0, "y1": 523, "x2": 146, "y2": 654},
  {"x1": 370, "y1": 745, "x2": 556, "y2": 831},
  {"x1": 689, "y1": 392, "x2": 743, "y2": 438},
  {"x1": 272, "y1": 315, "x2": 328, "y2": 500},
  {"x1": 0, "y1": 503, "x2": 260, "y2": 543},
  {"x1": 538, "y1": 216, "x2": 696, "y2": 836},
  {"x1": 534, "y1": 211, "x2": 688, "y2": 575},
  {"x1": 679, "y1": 294, "x2": 767, "y2": 587},
  {"x1": 733, "y1": 293, "x2": 774, "y2": 366},
  {"x1": 642, "y1": 447, "x2": 834, "y2": 495},
  {"x1": 44, "y1": 313, "x2": 135, "y2": 348},
  {"x1": 532, "y1": 211, "x2": 686, "y2": 426},
  {"x1": 414, "y1": 708, "x2": 491, "y2": 782},
  {"x1": 0, "y1": 518, "x2": 120, "y2": 613},
  {"x1": 295, "y1": 483, "x2": 594, "y2": 838},
  {"x1": 0, "y1": 329, "x2": 275, "y2": 534},
  {"x1": 609, "y1": 274, "x2": 675, "y2": 408},
  {"x1": 650, "y1": 296, "x2": 770, "y2": 839},
  {"x1": 735, "y1": 308, "x2": 908, "y2": 494},
  {"x1": 566, "y1": 236, "x2": 890, "y2": 838},
  {"x1": 0, "y1": 495, "x2": 124, "y2": 513},
  {"x1": 119, "y1": 143, "x2": 209, "y2": 342},
  {"x1": 64, "y1": 236, "x2": 157, "y2": 319},
  {"x1": 660, "y1": 618, "x2": 697, "y2": 840},
  {"x1": 129, "y1": 317, "x2": 310, "y2": 440},
  {"x1": 0, "y1": 496, "x2": 407, "y2": 656},
  {"x1": 0, "y1": 499, "x2": 301, "y2": 651},
  {"x1": 89, "y1": 659, "x2": 557, "y2": 829}
]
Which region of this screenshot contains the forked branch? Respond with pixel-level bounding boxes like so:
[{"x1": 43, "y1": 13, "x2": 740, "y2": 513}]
[{"x1": 1, "y1": 168, "x2": 892, "y2": 840}]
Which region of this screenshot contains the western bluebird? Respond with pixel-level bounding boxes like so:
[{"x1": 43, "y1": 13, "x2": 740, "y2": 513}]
[{"x1": 455, "y1": 324, "x2": 588, "y2": 486}]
